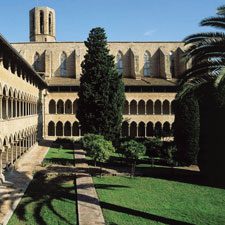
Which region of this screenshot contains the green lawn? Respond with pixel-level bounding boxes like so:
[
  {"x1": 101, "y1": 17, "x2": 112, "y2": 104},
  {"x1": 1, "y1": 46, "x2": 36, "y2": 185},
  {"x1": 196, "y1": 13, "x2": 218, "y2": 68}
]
[
  {"x1": 42, "y1": 147, "x2": 75, "y2": 166},
  {"x1": 8, "y1": 173, "x2": 77, "y2": 225},
  {"x1": 93, "y1": 176, "x2": 225, "y2": 225},
  {"x1": 8, "y1": 146, "x2": 77, "y2": 225}
]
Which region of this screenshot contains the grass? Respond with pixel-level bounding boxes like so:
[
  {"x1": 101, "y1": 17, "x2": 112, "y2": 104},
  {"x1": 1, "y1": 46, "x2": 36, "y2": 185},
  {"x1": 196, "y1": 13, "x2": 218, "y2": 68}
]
[
  {"x1": 93, "y1": 176, "x2": 225, "y2": 225},
  {"x1": 42, "y1": 147, "x2": 74, "y2": 166},
  {"x1": 8, "y1": 172, "x2": 77, "y2": 225},
  {"x1": 8, "y1": 145, "x2": 77, "y2": 225}
]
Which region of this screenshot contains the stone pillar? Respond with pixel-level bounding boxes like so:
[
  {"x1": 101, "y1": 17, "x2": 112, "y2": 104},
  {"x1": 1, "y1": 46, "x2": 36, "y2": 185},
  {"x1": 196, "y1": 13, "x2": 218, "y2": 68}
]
[
  {"x1": 8, "y1": 60, "x2": 11, "y2": 72},
  {"x1": 19, "y1": 139, "x2": 22, "y2": 156},
  {"x1": 153, "y1": 102, "x2": 155, "y2": 115},
  {"x1": 161, "y1": 103, "x2": 163, "y2": 115},
  {"x1": 22, "y1": 138, "x2": 25, "y2": 154},
  {"x1": 145, "y1": 102, "x2": 147, "y2": 115},
  {"x1": 75, "y1": 49, "x2": 81, "y2": 79},
  {"x1": 0, "y1": 149, "x2": 5, "y2": 182},
  {"x1": 21, "y1": 100, "x2": 24, "y2": 116},
  {"x1": 128, "y1": 124, "x2": 130, "y2": 137},
  {"x1": 14, "y1": 64, "x2": 17, "y2": 76},
  {"x1": 145, "y1": 125, "x2": 148, "y2": 137},
  {"x1": 137, "y1": 104, "x2": 138, "y2": 115},
  {"x1": 0, "y1": 96, "x2": 2, "y2": 119},
  {"x1": 15, "y1": 141, "x2": 18, "y2": 160},
  {"x1": 169, "y1": 102, "x2": 171, "y2": 115},
  {"x1": 128, "y1": 102, "x2": 130, "y2": 115}
]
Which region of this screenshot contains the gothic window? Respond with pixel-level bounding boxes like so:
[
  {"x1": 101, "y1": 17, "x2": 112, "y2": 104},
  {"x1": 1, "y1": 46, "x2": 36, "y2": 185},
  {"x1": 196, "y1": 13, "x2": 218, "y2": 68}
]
[
  {"x1": 170, "y1": 51, "x2": 175, "y2": 77},
  {"x1": 144, "y1": 51, "x2": 150, "y2": 77},
  {"x1": 49, "y1": 12, "x2": 52, "y2": 34},
  {"x1": 116, "y1": 51, "x2": 123, "y2": 74},
  {"x1": 60, "y1": 52, "x2": 67, "y2": 76},
  {"x1": 34, "y1": 53, "x2": 40, "y2": 71},
  {"x1": 40, "y1": 11, "x2": 44, "y2": 34}
]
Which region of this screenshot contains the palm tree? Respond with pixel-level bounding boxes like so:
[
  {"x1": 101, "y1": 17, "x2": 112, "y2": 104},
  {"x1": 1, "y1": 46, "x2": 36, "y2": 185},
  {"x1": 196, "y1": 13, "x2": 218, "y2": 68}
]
[
  {"x1": 175, "y1": 5, "x2": 225, "y2": 185},
  {"x1": 177, "y1": 5, "x2": 225, "y2": 100}
]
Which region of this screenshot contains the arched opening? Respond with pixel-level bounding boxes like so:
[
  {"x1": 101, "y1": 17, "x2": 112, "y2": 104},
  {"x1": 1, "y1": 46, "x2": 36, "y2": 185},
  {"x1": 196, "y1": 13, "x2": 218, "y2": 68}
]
[
  {"x1": 64, "y1": 121, "x2": 71, "y2": 136},
  {"x1": 170, "y1": 51, "x2": 175, "y2": 78},
  {"x1": 171, "y1": 100, "x2": 176, "y2": 114},
  {"x1": 121, "y1": 121, "x2": 129, "y2": 137},
  {"x1": 146, "y1": 100, "x2": 153, "y2": 114},
  {"x1": 144, "y1": 51, "x2": 150, "y2": 77},
  {"x1": 163, "y1": 122, "x2": 171, "y2": 137},
  {"x1": 73, "y1": 100, "x2": 78, "y2": 114},
  {"x1": 147, "y1": 122, "x2": 154, "y2": 137},
  {"x1": 2, "y1": 87, "x2": 7, "y2": 119},
  {"x1": 60, "y1": 52, "x2": 67, "y2": 76},
  {"x1": 65, "y1": 100, "x2": 72, "y2": 114},
  {"x1": 138, "y1": 100, "x2": 145, "y2": 114},
  {"x1": 34, "y1": 53, "x2": 40, "y2": 71},
  {"x1": 49, "y1": 100, "x2": 56, "y2": 114},
  {"x1": 56, "y1": 121, "x2": 63, "y2": 136},
  {"x1": 138, "y1": 122, "x2": 145, "y2": 137},
  {"x1": 57, "y1": 100, "x2": 64, "y2": 114},
  {"x1": 72, "y1": 122, "x2": 79, "y2": 136},
  {"x1": 48, "y1": 121, "x2": 55, "y2": 136},
  {"x1": 40, "y1": 11, "x2": 44, "y2": 34},
  {"x1": 123, "y1": 100, "x2": 129, "y2": 114},
  {"x1": 130, "y1": 100, "x2": 137, "y2": 115},
  {"x1": 163, "y1": 100, "x2": 170, "y2": 114},
  {"x1": 130, "y1": 122, "x2": 137, "y2": 138},
  {"x1": 155, "y1": 122, "x2": 162, "y2": 137},
  {"x1": 155, "y1": 100, "x2": 161, "y2": 115},
  {"x1": 116, "y1": 51, "x2": 123, "y2": 74}
]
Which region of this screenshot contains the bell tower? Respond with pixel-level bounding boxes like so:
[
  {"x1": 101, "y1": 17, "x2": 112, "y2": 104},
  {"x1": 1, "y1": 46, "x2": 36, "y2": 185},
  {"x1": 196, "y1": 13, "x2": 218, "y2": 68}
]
[{"x1": 29, "y1": 7, "x2": 56, "y2": 42}]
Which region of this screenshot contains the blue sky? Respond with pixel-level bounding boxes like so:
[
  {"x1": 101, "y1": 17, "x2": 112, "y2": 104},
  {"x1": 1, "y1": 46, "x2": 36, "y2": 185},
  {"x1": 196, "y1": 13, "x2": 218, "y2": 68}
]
[{"x1": 0, "y1": 0, "x2": 223, "y2": 42}]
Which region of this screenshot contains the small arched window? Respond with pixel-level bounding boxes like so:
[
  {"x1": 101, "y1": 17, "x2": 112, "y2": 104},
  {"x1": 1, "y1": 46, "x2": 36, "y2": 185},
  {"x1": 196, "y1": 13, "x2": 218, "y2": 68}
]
[
  {"x1": 49, "y1": 12, "x2": 52, "y2": 34},
  {"x1": 40, "y1": 11, "x2": 44, "y2": 34},
  {"x1": 34, "y1": 53, "x2": 40, "y2": 71},
  {"x1": 116, "y1": 51, "x2": 123, "y2": 74},
  {"x1": 170, "y1": 51, "x2": 175, "y2": 77},
  {"x1": 144, "y1": 51, "x2": 150, "y2": 77},
  {"x1": 60, "y1": 52, "x2": 67, "y2": 76}
]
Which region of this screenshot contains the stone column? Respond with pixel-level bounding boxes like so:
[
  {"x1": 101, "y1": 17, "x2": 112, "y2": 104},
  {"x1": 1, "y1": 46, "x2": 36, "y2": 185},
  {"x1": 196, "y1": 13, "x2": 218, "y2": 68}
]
[
  {"x1": 161, "y1": 103, "x2": 163, "y2": 115},
  {"x1": 128, "y1": 124, "x2": 130, "y2": 137},
  {"x1": 0, "y1": 149, "x2": 5, "y2": 182},
  {"x1": 169, "y1": 102, "x2": 171, "y2": 115},
  {"x1": 145, "y1": 102, "x2": 147, "y2": 115},
  {"x1": 8, "y1": 60, "x2": 11, "y2": 72},
  {"x1": 21, "y1": 100, "x2": 24, "y2": 116},
  {"x1": 137, "y1": 104, "x2": 138, "y2": 115},
  {"x1": 128, "y1": 102, "x2": 130, "y2": 115},
  {"x1": 145, "y1": 125, "x2": 148, "y2": 137},
  {"x1": 22, "y1": 138, "x2": 25, "y2": 154},
  {"x1": 153, "y1": 102, "x2": 155, "y2": 115},
  {"x1": 19, "y1": 139, "x2": 22, "y2": 156},
  {"x1": 14, "y1": 64, "x2": 17, "y2": 76},
  {"x1": 15, "y1": 141, "x2": 18, "y2": 160}
]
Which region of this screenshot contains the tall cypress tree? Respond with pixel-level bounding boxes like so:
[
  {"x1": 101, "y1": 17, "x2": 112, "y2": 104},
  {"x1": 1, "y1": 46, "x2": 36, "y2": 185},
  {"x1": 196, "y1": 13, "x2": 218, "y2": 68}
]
[{"x1": 76, "y1": 27, "x2": 125, "y2": 143}]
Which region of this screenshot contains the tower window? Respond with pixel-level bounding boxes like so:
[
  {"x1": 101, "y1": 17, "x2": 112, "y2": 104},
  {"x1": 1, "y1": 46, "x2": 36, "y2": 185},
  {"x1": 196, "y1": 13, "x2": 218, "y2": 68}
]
[
  {"x1": 60, "y1": 52, "x2": 67, "y2": 76},
  {"x1": 34, "y1": 53, "x2": 40, "y2": 71},
  {"x1": 144, "y1": 51, "x2": 150, "y2": 77},
  {"x1": 116, "y1": 51, "x2": 123, "y2": 74},
  {"x1": 40, "y1": 11, "x2": 44, "y2": 34},
  {"x1": 49, "y1": 12, "x2": 52, "y2": 35}
]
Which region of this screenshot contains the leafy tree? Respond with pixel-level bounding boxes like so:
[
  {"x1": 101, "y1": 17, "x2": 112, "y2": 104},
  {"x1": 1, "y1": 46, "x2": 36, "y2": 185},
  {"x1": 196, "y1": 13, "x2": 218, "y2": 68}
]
[
  {"x1": 174, "y1": 93, "x2": 200, "y2": 165},
  {"x1": 82, "y1": 133, "x2": 115, "y2": 177},
  {"x1": 120, "y1": 140, "x2": 146, "y2": 178},
  {"x1": 76, "y1": 27, "x2": 125, "y2": 143}
]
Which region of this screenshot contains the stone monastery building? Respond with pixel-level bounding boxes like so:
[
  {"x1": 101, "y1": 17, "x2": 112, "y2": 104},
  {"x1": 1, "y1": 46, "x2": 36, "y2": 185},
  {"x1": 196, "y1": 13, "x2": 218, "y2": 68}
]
[{"x1": 0, "y1": 6, "x2": 188, "y2": 180}]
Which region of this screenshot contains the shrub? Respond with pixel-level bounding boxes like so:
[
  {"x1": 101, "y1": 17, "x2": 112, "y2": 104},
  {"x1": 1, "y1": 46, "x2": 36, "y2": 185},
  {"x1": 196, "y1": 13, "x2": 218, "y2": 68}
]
[{"x1": 144, "y1": 138, "x2": 163, "y2": 158}]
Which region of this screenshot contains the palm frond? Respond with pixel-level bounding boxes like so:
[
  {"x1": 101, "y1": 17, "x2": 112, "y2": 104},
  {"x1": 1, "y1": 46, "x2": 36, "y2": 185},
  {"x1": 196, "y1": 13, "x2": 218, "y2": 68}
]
[
  {"x1": 200, "y1": 17, "x2": 225, "y2": 30},
  {"x1": 217, "y1": 5, "x2": 225, "y2": 15}
]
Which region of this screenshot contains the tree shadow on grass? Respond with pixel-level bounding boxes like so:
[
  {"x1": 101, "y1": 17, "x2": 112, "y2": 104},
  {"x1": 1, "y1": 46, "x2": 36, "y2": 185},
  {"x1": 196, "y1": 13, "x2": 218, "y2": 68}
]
[
  {"x1": 42, "y1": 158, "x2": 75, "y2": 166},
  {"x1": 99, "y1": 201, "x2": 194, "y2": 225},
  {"x1": 10, "y1": 172, "x2": 77, "y2": 225}
]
